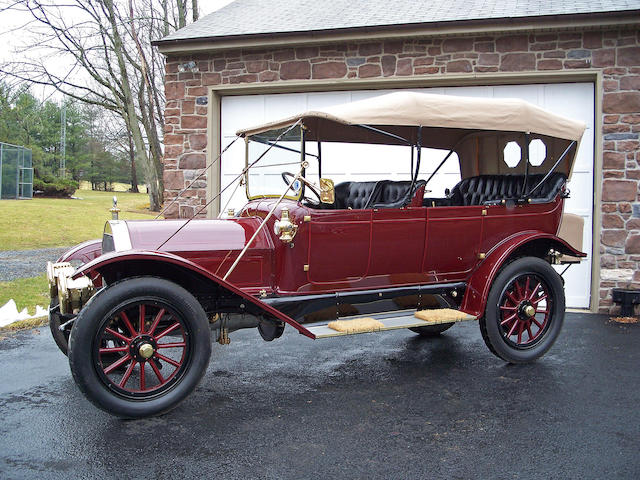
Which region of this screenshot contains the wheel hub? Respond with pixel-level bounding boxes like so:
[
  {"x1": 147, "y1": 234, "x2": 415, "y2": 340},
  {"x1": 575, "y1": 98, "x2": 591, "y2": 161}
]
[
  {"x1": 517, "y1": 301, "x2": 536, "y2": 320},
  {"x1": 139, "y1": 343, "x2": 154, "y2": 359},
  {"x1": 129, "y1": 334, "x2": 157, "y2": 361},
  {"x1": 96, "y1": 300, "x2": 191, "y2": 398},
  {"x1": 497, "y1": 272, "x2": 553, "y2": 348}
]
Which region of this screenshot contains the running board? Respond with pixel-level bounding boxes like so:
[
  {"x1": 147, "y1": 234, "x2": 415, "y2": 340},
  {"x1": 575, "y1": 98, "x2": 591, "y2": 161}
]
[{"x1": 307, "y1": 310, "x2": 477, "y2": 339}]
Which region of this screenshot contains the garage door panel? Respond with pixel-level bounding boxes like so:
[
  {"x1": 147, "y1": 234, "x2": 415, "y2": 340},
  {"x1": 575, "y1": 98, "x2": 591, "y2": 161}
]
[
  {"x1": 264, "y1": 93, "x2": 307, "y2": 120},
  {"x1": 543, "y1": 83, "x2": 594, "y2": 122},
  {"x1": 491, "y1": 84, "x2": 543, "y2": 105},
  {"x1": 306, "y1": 91, "x2": 351, "y2": 110},
  {"x1": 574, "y1": 129, "x2": 595, "y2": 173},
  {"x1": 564, "y1": 177, "x2": 593, "y2": 215},
  {"x1": 220, "y1": 83, "x2": 594, "y2": 308},
  {"x1": 222, "y1": 96, "x2": 265, "y2": 136},
  {"x1": 350, "y1": 90, "x2": 386, "y2": 102},
  {"x1": 442, "y1": 85, "x2": 492, "y2": 98}
]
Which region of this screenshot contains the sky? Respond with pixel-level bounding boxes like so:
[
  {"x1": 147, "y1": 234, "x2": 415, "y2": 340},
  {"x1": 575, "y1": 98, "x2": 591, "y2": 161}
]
[{"x1": 0, "y1": 0, "x2": 235, "y2": 101}]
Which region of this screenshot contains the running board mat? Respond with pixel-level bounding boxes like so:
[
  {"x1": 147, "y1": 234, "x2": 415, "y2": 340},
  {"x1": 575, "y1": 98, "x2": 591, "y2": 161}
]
[
  {"x1": 308, "y1": 310, "x2": 476, "y2": 339},
  {"x1": 414, "y1": 308, "x2": 473, "y2": 323},
  {"x1": 327, "y1": 317, "x2": 384, "y2": 334}
]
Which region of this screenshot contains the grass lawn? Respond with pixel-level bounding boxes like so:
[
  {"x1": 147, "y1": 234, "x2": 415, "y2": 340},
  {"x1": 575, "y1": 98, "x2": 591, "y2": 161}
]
[
  {"x1": 0, "y1": 274, "x2": 48, "y2": 316},
  {"x1": 0, "y1": 189, "x2": 156, "y2": 251}
]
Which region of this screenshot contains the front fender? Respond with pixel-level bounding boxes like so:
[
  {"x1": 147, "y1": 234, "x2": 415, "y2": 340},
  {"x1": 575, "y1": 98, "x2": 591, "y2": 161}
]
[
  {"x1": 57, "y1": 239, "x2": 102, "y2": 265},
  {"x1": 460, "y1": 232, "x2": 586, "y2": 317},
  {"x1": 73, "y1": 250, "x2": 314, "y2": 339}
]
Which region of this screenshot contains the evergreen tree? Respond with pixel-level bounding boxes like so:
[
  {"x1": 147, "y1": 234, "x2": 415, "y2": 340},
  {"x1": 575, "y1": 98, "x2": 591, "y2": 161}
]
[{"x1": 0, "y1": 82, "x2": 137, "y2": 191}]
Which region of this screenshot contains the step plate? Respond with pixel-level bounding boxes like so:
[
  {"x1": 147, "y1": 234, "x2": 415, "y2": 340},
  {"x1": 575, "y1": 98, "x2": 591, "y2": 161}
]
[{"x1": 308, "y1": 310, "x2": 476, "y2": 339}]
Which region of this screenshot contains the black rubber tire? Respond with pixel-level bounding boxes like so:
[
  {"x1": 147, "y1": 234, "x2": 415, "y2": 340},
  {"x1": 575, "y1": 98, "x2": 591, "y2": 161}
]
[
  {"x1": 479, "y1": 256, "x2": 565, "y2": 364},
  {"x1": 68, "y1": 277, "x2": 211, "y2": 418},
  {"x1": 49, "y1": 298, "x2": 69, "y2": 356},
  {"x1": 409, "y1": 322, "x2": 455, "y2": 337}
]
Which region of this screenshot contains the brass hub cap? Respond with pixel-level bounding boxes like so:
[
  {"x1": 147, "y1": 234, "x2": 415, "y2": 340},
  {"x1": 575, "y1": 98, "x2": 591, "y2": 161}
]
[
  {"x1": 524, "y1": 305, "x2": 536, "y2": 318},
  {"x1": 138, "y1": 343, "x2": 154, "y2": 359}
]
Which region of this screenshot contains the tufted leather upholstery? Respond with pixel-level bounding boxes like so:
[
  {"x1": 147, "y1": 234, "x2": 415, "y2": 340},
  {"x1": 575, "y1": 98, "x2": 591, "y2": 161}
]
[
  {"x1": 333, "y1": 181, "x2": 380, "y2": 209},
  {"x1": 371, "y1": 180, "x2": 427, "y2": 209},
  {"x1": 449, "y1": 173, "x2": 567, "y2": 206},
  {"x1": 332, "y1": 180, "x2": 427, "y2": 209},
  {"x1": 526, "y1": 173, "x2": 568, "y2": 203}
]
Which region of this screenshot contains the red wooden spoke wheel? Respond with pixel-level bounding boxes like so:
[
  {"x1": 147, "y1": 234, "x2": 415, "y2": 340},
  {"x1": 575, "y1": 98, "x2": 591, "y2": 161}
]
[
  {"x1": 498, "y1": 274, "x2": 551, "y2": 348},
  {"x1": 96, "y1": 302, "x2": 190, "y2": 397},
  {"x1": 69, "y1": 277, "x2": 211, "y2": 418},
  {"x1": 480, "y1": 257, "x2": 565, "y2": 364}
]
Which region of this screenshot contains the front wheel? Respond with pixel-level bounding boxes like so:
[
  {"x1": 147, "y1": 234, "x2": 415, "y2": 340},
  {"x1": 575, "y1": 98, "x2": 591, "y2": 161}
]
[
  {"x1": 49, "y1": 297, "x2": 70, "y2": 356},
  {"x1": 479, "y1": 257, "x2": 565, "y2": 364},
  {"x1": 68, "y1": 277, "x2": 211, "y2": 418}
]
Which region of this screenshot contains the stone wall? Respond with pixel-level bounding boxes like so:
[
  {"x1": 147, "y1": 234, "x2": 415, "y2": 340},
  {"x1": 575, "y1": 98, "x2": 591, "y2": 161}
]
[{"x1": 162, "y1": 28, "x2": 640, "y2": 312}]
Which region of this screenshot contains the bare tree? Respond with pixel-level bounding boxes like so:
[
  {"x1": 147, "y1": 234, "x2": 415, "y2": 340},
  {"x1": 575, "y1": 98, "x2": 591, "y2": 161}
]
[
  {"x1": 176, "y1": 0, "x2": 186, "y2": 28},
  {"x1": 192, "y1": 0, "x2": 199, "y2": 22},
  {"x1": 0, "y1": 0, "x2": 199, "y2": 210}
]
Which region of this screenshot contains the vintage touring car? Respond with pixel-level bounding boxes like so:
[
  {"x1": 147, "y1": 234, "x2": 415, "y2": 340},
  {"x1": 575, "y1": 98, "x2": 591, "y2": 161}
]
[{"x1": 48, "y1": 92, "x2": 586, "y2": 418}]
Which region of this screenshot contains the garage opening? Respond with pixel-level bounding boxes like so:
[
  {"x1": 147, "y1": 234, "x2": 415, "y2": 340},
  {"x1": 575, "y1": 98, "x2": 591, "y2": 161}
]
[{"x1": 219, "y1": 83, "x2": 594, "y2": 308}]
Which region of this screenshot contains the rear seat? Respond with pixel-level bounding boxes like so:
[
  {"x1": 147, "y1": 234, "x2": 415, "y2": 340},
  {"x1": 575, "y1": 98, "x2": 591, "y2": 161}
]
[{"x1": 449, "y1": 173, "x2": 567, "y2": 206}]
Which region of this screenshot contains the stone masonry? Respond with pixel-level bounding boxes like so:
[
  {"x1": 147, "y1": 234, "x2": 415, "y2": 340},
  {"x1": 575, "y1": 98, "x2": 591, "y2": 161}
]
[{"x1": 162, "y1": 28, "x2": 640, "y2": 312}]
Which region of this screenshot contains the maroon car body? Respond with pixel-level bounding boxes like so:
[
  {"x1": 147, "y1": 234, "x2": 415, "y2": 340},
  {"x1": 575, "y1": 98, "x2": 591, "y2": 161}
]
[{"x1": 48, "y1": 92, "x2": 587, "y2": 418}]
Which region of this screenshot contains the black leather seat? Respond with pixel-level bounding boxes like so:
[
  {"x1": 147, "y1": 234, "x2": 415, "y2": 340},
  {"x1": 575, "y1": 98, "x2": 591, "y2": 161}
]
[
  {"x1": 449, "y1": 173, "x2": 567, "y2": 206},
  {"x1": 332, "y1": 180, "x2": 427, "y2": 209},
  {"x1": 526, "y1": 173, "x2": 568, "y2": 203},
  {"x1": 333, "y1": 181, "x2": 380, "y2": 209},
  {"x1": 371, "y1": 180, "x2": 427, "y2": 209}
]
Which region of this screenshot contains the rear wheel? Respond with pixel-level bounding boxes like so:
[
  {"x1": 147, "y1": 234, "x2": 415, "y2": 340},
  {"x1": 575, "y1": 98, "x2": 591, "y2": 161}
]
[
  {"x1": 68, "y1": 277, "x2": 211, "y2": 418},
  {"x1": 480, "y1": 256, "x2": 565, "y2": 363}
]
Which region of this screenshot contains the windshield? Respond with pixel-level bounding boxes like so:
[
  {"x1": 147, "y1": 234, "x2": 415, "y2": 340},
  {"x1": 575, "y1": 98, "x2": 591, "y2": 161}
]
[{"x1": 245, "y1": 139, "x2": 309, "y2": 199}]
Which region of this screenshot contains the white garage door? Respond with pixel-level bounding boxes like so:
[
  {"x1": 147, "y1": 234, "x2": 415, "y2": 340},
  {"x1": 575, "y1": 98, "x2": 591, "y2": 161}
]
[{"x1": 220, "y1": 83, "x2": 594, "y2": 308}]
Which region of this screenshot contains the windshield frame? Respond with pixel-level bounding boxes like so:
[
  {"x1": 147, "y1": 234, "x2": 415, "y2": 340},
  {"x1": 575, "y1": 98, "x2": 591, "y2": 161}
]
[{"x1": 244, "y1": 127, "x2": 311, "y2": 202}]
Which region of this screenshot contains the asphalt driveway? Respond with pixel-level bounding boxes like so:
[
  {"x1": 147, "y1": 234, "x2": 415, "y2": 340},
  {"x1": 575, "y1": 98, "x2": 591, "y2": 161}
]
[{"x1": 0, "y1": 313, "x2": 638, "y2": 479}]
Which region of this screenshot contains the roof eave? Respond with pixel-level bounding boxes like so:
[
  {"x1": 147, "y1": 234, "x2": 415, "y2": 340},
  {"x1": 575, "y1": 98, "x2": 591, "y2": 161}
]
[{"x1": 153, "y1": 10, "x2": 640, "y2": 54}]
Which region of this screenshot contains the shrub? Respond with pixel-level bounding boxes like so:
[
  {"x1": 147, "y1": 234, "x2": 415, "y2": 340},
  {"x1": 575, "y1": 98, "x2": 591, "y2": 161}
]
[{"x1": 33, "y1": 176, "x2": 79, "y2": 198}]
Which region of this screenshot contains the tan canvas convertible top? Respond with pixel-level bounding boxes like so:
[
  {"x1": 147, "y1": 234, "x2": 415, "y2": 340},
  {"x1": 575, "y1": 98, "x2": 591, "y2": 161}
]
[
  {"x1": 237, "y1": 91, "x2": 586, "y2": 179},
  {"x1": 237, "y1": 91, "x2": 586, "y2": 141}
]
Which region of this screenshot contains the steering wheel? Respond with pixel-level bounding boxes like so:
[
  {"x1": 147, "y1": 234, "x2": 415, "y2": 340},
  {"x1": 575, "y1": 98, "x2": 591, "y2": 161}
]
[{"x1": 281, "y1": 172, "x2": 322, "y2": 204}]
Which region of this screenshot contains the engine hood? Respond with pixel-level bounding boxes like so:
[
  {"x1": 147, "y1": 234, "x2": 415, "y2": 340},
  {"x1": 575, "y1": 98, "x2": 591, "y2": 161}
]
[{"x1": 103, "y1": 218, "x2": 273, "y2": 255}]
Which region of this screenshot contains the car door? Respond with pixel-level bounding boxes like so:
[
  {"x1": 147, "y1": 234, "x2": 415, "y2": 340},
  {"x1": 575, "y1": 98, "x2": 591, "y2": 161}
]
[
  {"x1": 368, "y1": 206, "x2": 428, "y2": 285},
  {"x1": 423, "y1": 205, "x2": 484, "y2": 281},
  {"x1": 306, "y1": 209, "x2": 371, "y2": 285}
]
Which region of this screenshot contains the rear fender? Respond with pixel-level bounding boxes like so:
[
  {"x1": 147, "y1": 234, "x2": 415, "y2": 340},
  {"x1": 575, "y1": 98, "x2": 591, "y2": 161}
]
[
  {"x1": 460, "y1": 232, "x2": 586, "y2": 317},
  {"x1": 73, "y1": 250, "x2": 314, "y2": 339}
]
